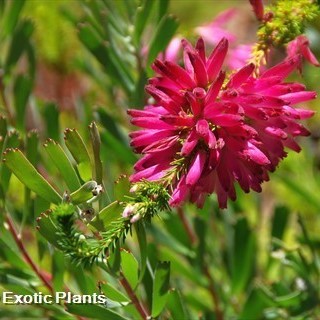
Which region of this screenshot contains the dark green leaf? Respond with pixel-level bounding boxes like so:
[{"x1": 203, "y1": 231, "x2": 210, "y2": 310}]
[
  {"x1": 3, "y1": 148, "x2": 62, "y2": 204},
  {"x1": 100, "y1": 129, "x2": 136, "y2": 164},
  {"x1": 107, "y1": 241, "x2": 121, "y2": 275},
  {"x1": 231, "y1": 216, "x2": 256, "y2": 294},
  {"x1": 147, "y1": 15, "x2": 178, "y2": 68},
  {"x1": 240, "y1": 286, "x2": 274, "y2": 319},
  {"x1": 71, "y1": 266, "x2": 97, "y2": 295},
  {"x1": 37, "y1": 211, "x2": 62, "y2": 249},
  {"x1": 26, "y1": 130, "x2": 39, "y2": 166},
  {"x1": 5, "y1": 20, "x2": 33, "y2": 73},
  {"x1": 0, "y1": 114, "x2": 7, "y2": 138},
  {"x1": 167, "y1": 289, "x2": 188, "y2": 320},
  {"x1": 135, "y1": 222, "x2": 147, "y2": 283},
  {"x1": 96, "y1": 108, "x2": 124, "y2": 142},
  {"x1": 134, "y1": 0, "x2": 155, "y2": 45},
  {"x1": 43, "y1": 103, "x2": 59, "y2": 141},
  {"x1": 158, "y1": 0, "x2": 169, "y2": 21},
  {"x1": 152, "y1": 261, "x2": 170, "y2": 317},
  {"x1": 271, "y1": 206, "x2": 290, "y2": 240},
  {"x1": 13, "y1": 74, "x2": 33, "y2": 131}
]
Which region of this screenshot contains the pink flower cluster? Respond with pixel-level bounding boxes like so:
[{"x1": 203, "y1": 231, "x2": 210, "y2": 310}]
[{"x1": 128, "y1": 38, "x2": 316, "y2": 208}]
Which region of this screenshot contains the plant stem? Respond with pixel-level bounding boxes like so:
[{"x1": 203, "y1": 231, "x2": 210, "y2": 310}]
[
  {"x1": 119, "y1": 271, "x2": 150, "y2": 320},
  {"x1": 5, "y1": 213, "x2": 54, "y2": 293},
  {"x1": 176, "y1": 207, "x2": 224, "y2": 320}
]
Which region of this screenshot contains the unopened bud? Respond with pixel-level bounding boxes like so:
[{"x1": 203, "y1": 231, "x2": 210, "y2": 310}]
[
  {"x1": 130, "y1": 184, "x2": 139, "y2": 193},
  {"x1": 122, "y1": 203, "x2": 136, "y2": 218},
  {"x1": 130, "y1": 213, "x2": 141, "y2": 223}
]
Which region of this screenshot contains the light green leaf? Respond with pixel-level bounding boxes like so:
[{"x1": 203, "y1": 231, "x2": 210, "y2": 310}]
[
  {"x1": 64, "y1": 128, "x2": 92, "y2": 182},
  {"x1": 70, "y1": 180, "x2": 98, "y2": 205},
  {"x1": 152, "y1": 261, "x2": 170, "y2": 317},
  {"x1": 89, "y1": 201, "x2": 122, "y2": 232},
  {"x1": 121, "y1": 249, "x2": 139, "y2": 289},
  {"x1": 3, "y1": 148, "x2": 61, "y2": 204},
  {"x1": 44, "y1": 139, "x2": 81, "y2": 192}
]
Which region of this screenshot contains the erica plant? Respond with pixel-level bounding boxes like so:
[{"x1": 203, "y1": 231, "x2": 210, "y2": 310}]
[{"x1": 1, "y1": 1, "x2": 320, "y2": 319}]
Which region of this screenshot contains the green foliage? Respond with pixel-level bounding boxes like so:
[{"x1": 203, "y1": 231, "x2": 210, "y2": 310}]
[
  {"x1": 0, "y1": 0, "x2": 320, "y2": 319},
  {"x1": 257, "y1": 0, "x2": 320, "y2": 48}
]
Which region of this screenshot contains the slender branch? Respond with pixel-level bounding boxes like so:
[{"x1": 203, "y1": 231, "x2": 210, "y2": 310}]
[
  {"x1": 5, "y1": 213, "x2": 53, "y2": 293},
  {"x1": 119, "y1": 271, "x2": 150, "y2": 320},
  {"x1": 176, "y1": 206, "x2": 197, "y2": 246},
  {"x1": 176, "y1": 206, "x2": 224, "y2": 320}
]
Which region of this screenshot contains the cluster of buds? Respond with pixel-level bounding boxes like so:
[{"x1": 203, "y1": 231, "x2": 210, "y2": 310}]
[
  {"x1": 122, "y1": 180, "x2": 170, "y2": 223},
  {"x1": 250, "y1": 0, "x2": 320, "y2": 67}
]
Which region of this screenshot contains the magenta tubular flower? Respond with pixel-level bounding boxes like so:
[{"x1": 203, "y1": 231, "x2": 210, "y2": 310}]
[
  {"x1": 249, "y1": 0, "x2": 264, "y2": 21},
  {"x1": 287, "y1": 35, "x2": 320, "y2": 69},
  {"x1": 128, "y1": 38, "x2": 316, "y2": 209}
]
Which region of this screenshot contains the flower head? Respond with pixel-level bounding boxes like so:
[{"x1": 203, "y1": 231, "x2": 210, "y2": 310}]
[{"x1": 128, "y1": 38, "x2": 315, "y2": 208}]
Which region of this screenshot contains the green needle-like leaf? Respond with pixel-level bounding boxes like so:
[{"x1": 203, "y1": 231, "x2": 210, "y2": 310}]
[
  {"x1": 3, "y1": 148, "x2": 61, "y2": 204},
  {"x1": 44, "y1": 139, "x2": 81, "y2": 192}
]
